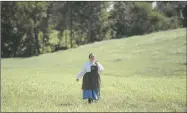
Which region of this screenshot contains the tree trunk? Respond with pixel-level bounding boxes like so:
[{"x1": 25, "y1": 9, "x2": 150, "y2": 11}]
[
  {"x1": 70, "y1": 2, "x2": 73, "y2": 48},
  {"x1": 80, "y1": 30, "x2": 83, "y2": 46},
  {"x1": 78, "y1": 20, "x2": 83, "y2": 46},
  {"x1": 64, "y1": 13, "x2": 67, "y2": 47},
  {"x1": 33, "y1": 28, "x2": 40, "y2": 55},
  {"x1": 182, "y1": 5, "x2": 187, "y2": 27},
  {"x1": 12, "y1": 38, "x2": 19, "y2": 57},
  {"x1": 28, "y1": 29, "x2": 33, "y2": 57},
  {"x1": 89, "y1": 2, "x2": 93, "y2": 43},
  {"x1": 42, "y1": 21, "x2": 48, "y2": 53},
  {"x1": 58, "y1": 31, "x2": 62, "y2": 47},
  {"x1": 42, "y1": 3, "x2": 53, "y2": 53},
  {"x1": 65, "y1": 29, "x2": 67, "y2": 47}
]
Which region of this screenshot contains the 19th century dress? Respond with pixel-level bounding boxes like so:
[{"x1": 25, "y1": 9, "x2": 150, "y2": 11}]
[{"x1": 76, "y1": 61, "x2": 104, "y2": 100}]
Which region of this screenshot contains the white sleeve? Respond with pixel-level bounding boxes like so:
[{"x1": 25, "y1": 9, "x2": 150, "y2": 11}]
[
  {"x1": 97, "y1": 62, "x2": 104, "y2": 72},
  {"x1": 76, "y1": 63, "x2": 87, "y2": 79}
]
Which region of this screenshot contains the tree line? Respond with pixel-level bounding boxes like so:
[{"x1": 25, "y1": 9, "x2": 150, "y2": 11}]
[{"x1": 1, "y1": 1, "x2": 187, "y2": 57}]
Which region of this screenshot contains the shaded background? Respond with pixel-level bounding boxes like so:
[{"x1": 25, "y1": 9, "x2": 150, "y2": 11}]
[{"x1": 1, "y1": 1, "x2": 187, "y2": 58}]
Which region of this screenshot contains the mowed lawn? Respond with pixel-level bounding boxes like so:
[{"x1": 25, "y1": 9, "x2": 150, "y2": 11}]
[{"x1": 1, "y1": 28, "x2": 186, "y2": 112}]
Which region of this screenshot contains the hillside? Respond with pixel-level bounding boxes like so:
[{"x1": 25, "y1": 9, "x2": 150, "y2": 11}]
[{"x1": 1, "y1": 28, "x2": 186, "y2": 112}]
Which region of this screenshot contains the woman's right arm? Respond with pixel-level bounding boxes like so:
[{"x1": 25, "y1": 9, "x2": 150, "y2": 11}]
[{"x1": 76, "y1": 63, "x2": 87, "y2": 79}]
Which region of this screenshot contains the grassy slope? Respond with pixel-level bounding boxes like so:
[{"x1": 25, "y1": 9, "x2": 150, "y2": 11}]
[{"x1": 1, "y1": 28, "x2": 186, "y2": 112}]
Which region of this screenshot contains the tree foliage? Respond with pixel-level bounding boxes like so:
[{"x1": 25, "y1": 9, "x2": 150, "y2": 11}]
[{"x1": 1, "y1": 1, "x2": 186, "y2": 57}]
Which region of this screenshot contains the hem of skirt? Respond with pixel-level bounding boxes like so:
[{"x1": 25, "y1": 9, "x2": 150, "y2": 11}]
[
  {"x1": 82, "y1": 88, "x2": 100, "y2": 90},
  {"x1": 83, "y1": 98, "x2": 99, "y2": 100}
]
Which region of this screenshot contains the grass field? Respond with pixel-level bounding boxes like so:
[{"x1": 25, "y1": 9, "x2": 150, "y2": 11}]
[{"x1": 1, "y1": 28, "x2": 186, "y2": 112}]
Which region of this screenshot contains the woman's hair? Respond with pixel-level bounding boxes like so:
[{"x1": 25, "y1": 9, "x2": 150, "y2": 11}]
[{"x1": 89, "y1": 53, "x2": 94, "y2": 59}]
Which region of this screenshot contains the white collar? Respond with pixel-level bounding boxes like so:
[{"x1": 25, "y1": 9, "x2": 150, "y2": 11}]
[{"x1": 89, "y1": 61, "x2": 96, "y2": 65}]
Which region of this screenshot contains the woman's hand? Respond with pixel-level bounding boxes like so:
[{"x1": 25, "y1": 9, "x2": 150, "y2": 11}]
[
  {"x1": 76, "y1": 79, "x2": 79, "y2": 82},
  {"x1": 95, "y1": 61, "x2": 99, "y2": 66}
]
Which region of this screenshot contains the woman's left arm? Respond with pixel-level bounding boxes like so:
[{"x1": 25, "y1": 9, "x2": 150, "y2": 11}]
[{"x1": 96, "y1": 62, "x2": 104, "y2": 72}]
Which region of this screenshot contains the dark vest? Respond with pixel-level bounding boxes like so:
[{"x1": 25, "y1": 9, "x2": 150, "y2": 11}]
[{"x1": 82, "y1": 65, "x2": 101, "y2": 90}]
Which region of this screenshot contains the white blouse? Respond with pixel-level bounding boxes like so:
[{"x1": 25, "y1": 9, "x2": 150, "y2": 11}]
[{"x1": 76, "y1": 61, "x2": 104, "y2": 79}]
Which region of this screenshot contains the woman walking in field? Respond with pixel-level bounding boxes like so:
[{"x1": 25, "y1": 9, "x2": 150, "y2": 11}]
[{"x1": 76, "y1": 53, "x2": 104, "y2": 104}]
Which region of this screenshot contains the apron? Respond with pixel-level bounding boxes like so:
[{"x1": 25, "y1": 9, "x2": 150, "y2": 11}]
[{"x1": 82, "y1": 64, "x2": 101, "y2": 90}]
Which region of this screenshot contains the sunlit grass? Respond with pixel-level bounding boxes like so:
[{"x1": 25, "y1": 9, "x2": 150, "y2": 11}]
[{"x1": 1, "y1": 28, "x2": 186, "y2": 112}]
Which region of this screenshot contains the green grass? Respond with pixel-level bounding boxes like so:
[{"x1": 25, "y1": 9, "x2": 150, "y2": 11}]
[{"x1": 1, "y1": 28, "x2": 186, "y2": 112}]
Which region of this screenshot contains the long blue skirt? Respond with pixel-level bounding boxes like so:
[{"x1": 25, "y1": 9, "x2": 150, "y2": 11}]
[{"x1": 83, "y1": 89, "x2": 100, "y2": 100}]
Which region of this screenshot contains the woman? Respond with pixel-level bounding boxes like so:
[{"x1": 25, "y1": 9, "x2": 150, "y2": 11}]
[{"x1": 76, "y1": 53, "x2": 104, "y2": 104}]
